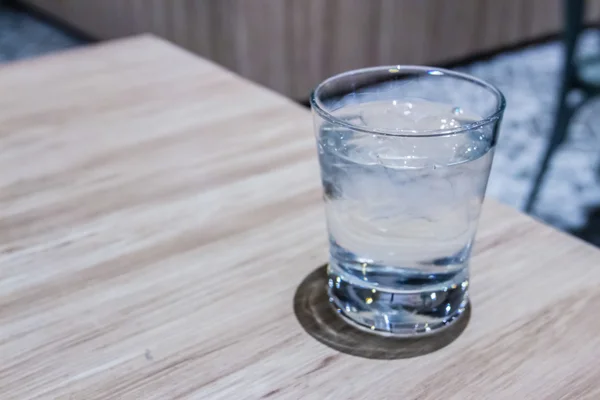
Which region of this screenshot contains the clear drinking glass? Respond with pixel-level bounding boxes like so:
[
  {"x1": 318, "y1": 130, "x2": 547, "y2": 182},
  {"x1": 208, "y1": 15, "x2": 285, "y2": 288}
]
[{"x1": 310, "y1": 66, "x2": 505, "y2": 336}]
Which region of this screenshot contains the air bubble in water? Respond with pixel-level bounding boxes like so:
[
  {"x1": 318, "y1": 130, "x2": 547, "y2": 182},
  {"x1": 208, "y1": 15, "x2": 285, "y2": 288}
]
[{"x1": 452, "y1": 107, "x2": 463, "y2": 115}]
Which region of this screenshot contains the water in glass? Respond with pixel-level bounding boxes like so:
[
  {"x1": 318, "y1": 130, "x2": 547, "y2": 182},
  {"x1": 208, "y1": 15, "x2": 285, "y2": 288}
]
[{"x1": 318, "y1": 99, "x2": 494, "y2": 334}]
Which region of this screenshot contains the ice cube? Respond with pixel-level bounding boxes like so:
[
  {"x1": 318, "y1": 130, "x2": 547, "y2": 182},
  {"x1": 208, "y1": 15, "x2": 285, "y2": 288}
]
[{"x1": 416, "y1": 116, "x2": 460, "y2": 130}]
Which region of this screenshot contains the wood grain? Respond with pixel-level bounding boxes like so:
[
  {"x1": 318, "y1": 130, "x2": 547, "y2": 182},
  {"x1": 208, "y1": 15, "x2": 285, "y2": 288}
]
[
  {"x1": 21, "y1": 0, "x2": 600, "y2": 100},
  {"x1": 2, "y1": 36, "x2": 600, "y2": 399}
]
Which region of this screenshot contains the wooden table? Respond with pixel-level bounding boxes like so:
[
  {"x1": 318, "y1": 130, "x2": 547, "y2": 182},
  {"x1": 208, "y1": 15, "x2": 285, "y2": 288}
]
[{"x1": 2, "y1": 36, "x2": 600, "y2": 400}]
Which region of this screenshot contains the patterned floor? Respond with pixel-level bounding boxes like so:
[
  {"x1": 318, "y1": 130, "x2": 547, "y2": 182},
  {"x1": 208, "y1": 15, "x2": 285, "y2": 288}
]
[
  {"x1": 0, "y1": 4, "x2": 84, "y2": 62},
  {"x1": 460, "y1": 33, "x2": 600, "y2": 240},
  {"x1": 2, "y1": 4, "x2": 600, "y2": 245}
]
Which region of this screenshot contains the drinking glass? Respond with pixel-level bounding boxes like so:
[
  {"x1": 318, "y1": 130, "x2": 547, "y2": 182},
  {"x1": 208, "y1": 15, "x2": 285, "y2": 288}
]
[{"x1": 310, "y1": 66, "x2": 505, "y2": 336}]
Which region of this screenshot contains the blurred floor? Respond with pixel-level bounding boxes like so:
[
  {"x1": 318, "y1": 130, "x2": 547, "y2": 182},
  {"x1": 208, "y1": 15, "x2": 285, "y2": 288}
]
[
  {"x1": 0, "y1": 3, "x2": 85, "y2": 62},
  {"x1": 458, "y1": 33, "x2": 600, "y2": 245},
  {"x1": 1, "y1": 5, "x2": 599, "y2": 246}
]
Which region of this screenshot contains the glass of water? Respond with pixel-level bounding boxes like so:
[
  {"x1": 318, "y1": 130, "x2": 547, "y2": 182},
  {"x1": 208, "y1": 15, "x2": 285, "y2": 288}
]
[{"x1": 310, "y1": 66, "x2": 505, "y2": 336}]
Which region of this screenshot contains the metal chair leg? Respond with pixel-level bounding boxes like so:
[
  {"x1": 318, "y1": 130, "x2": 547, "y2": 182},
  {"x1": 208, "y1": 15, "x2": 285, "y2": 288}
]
[
  {"x1": 524, "y1": 0, "x2": 584, "y2": 213},
  {"x1": 524, "y1": 98, "x2": 574, "y2": 213}
]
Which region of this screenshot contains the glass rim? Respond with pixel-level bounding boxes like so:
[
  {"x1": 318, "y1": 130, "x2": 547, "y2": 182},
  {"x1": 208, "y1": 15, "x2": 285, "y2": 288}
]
[{"x1": 310, "y1": 65, "x2": 506, "y2": 138}]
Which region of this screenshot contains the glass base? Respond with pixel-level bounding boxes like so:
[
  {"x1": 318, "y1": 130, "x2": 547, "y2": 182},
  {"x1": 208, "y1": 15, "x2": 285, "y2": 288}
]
[{"x1": 327, "y1": 262, "x2": 469, "y2": 336}]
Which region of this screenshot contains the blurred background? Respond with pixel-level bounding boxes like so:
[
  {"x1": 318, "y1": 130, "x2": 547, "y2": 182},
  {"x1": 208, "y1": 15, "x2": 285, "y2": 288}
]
[{"x1": 2, "y1": 0, "x2": 600, "y2": 246}]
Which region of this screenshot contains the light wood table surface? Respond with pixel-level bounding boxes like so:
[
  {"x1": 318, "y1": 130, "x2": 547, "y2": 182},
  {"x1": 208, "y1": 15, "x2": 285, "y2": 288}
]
[{"x1": 2, "y1": 36, "x2": 600, "y2": 400}]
